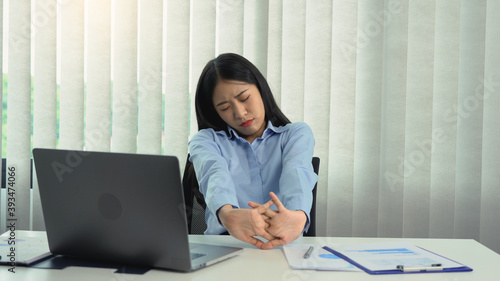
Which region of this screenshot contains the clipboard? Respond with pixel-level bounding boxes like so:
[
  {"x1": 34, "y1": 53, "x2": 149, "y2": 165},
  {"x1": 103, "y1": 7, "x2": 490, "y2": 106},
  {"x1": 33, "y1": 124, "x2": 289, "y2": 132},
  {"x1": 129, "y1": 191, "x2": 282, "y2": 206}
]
[{"x1": 322, "y1": 242, "x2": 473, "y2": 275}]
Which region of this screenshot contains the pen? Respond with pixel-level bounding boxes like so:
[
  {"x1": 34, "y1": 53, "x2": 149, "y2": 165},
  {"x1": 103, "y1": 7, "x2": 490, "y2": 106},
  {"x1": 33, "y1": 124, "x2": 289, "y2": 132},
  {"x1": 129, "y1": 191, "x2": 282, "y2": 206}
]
[
  {"x1": 303, "y1": 246, "x2": 314, "y2": 259},
  {"x1": 397, "y1": 264, "x2": 443, "y2": 272}
]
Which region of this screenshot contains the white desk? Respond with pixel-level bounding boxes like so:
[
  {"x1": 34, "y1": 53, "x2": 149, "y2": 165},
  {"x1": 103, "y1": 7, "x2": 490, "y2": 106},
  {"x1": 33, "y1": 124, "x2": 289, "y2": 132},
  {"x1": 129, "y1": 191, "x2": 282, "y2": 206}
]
[{"x1": 1, "y1": 232, "x2": 500, "y2": 281}]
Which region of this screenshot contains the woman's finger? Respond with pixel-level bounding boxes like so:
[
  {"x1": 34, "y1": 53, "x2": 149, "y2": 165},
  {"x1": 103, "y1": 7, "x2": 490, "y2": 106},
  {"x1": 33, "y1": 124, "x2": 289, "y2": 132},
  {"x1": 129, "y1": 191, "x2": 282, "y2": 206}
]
[
  {"x1": 269, "y1": 192, "x2": 286, "y2": 211},
  {"x1": 248, "y1": 201, "x2": 260, "y2": 208},
  {"x1": 262, "y1": 208, "x2": 278, "y2": 218}
]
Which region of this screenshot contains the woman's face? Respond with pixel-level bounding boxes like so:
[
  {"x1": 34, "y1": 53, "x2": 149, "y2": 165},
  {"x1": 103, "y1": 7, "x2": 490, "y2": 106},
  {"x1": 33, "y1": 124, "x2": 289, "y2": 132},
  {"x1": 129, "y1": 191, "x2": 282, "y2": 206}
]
[{"x1": 212, "y1": 80, "x2": 266, "y2": 143}]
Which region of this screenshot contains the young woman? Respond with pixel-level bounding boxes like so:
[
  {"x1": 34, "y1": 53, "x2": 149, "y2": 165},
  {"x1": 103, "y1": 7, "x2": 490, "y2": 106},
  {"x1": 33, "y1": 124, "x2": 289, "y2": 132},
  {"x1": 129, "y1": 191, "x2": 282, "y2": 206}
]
[{"x1": 188, "y1": 53, "x2": 318, "y2": 250}]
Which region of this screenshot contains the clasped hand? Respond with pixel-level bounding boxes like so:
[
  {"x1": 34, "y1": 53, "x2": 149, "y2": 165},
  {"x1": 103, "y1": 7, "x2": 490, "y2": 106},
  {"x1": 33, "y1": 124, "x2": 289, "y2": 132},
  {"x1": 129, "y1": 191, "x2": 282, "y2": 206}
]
[{"x1": 218, "y1": 192, "x2": 306, "y2": 250}]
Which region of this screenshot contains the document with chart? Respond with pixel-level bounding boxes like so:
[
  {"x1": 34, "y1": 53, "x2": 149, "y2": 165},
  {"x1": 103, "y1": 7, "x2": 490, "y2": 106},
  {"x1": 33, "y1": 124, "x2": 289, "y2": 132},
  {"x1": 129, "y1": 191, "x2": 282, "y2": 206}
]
[{"x1": 323, "y1": 241, "x2": 472, "y2": 275}]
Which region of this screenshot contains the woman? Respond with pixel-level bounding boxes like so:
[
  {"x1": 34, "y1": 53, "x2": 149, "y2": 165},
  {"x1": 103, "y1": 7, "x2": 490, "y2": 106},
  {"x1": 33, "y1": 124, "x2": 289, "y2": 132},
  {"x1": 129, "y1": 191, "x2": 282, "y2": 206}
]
[{"x1": 189, "y1": 53, "x2": 318, "y2": 250}]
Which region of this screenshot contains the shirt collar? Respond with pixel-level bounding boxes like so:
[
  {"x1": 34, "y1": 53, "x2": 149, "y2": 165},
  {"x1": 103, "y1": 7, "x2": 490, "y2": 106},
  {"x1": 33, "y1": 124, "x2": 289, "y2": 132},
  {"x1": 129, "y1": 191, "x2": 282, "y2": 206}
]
[{"x1": 219, "y1": 121, "x2": 286, "y2": 141}]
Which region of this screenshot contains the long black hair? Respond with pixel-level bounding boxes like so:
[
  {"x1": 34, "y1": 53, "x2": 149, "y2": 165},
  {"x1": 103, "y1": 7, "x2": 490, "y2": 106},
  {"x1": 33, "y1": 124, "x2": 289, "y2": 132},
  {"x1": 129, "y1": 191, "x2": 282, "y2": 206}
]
[{"x1": 194, "y1": 53, "x2": 290, "y2": 133}]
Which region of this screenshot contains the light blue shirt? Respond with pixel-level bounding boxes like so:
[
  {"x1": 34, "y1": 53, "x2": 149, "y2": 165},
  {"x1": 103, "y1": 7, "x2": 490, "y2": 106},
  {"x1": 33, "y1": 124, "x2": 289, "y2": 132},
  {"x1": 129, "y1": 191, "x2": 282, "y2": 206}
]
[{"x1": 188, "y1": 121, "x2": 318, "y2": 235}]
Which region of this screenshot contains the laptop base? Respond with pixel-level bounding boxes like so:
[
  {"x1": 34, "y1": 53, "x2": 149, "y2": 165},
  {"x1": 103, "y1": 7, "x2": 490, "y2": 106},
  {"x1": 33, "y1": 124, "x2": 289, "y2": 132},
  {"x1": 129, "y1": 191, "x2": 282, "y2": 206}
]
[{"x1": 30, "y1": 255, "x2": 151, "y2": 275}]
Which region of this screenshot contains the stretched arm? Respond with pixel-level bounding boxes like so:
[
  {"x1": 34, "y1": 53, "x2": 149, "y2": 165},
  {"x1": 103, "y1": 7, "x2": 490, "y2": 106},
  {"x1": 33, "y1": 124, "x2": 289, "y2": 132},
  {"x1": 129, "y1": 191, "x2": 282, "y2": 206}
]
[{"x1": 277, "y1": 123, "x2": 317, "y2": 232}]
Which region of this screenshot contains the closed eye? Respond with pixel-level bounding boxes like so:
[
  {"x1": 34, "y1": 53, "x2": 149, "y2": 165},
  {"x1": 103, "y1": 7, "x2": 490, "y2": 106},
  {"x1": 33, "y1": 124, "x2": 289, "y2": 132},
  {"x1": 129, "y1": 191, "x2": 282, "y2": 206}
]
[{"x1": 240, "y1": 94, "x2": 250, "y2": 102}]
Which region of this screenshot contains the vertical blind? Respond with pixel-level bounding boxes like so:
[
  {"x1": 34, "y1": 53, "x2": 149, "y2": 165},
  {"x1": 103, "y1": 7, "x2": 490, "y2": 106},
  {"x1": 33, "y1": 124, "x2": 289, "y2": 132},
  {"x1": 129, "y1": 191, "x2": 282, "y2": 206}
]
[{"x1": 1, "y1": 0, "x2": 499, "y2": 254}]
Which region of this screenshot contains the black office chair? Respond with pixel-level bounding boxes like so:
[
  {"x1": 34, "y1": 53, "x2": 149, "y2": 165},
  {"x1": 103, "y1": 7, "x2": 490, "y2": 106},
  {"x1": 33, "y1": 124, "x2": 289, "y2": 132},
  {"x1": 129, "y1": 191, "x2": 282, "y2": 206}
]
[
  {"x1": 182, "y1": 155, "x2": 320, "y2": 236},
  {"x1": 307, "y1": 156, "x2": 320, "y2": 237},
  {"x1": 182, "y1": 154, "x2": 208, "y2": 234}
]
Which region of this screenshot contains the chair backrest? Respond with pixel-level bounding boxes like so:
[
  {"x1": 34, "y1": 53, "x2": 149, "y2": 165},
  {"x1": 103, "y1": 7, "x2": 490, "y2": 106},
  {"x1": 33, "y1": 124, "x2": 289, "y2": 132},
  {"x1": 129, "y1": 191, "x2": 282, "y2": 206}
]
[
  {"x1": 305, "y1": 156, "x2": 320, "y2": 237},
  {"x1": 182, "y1": 155, "x2": 207, "y2": 234},
  {"x1": 182, "y1": 155, "x2": 320, "y2": 236}
]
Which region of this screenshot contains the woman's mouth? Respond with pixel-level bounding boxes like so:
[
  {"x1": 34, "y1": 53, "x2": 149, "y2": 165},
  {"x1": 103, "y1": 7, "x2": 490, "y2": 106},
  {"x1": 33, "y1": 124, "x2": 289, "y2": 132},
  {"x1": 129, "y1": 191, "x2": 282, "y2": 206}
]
[{"x1": 240, "y1": 119, "x2": 254, "y2": 127}]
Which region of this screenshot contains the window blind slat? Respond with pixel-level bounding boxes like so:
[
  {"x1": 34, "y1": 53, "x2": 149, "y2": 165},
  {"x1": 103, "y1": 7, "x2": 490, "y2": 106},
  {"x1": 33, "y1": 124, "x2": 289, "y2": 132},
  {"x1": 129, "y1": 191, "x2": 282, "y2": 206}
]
[
  {"x1": 454, "y1": 1, "x2": 487, "y2": 240},
  {"x1": 164, "y1": 0, "x2": 190, "y2": 161},
  {"x1": 34, "y1": 0, "x2": 57, "y2": 149},
  {"x1": 137, "y1": 0, "x2": 163, "y2": 155},
  {"x1": 303, "y1": 0, "x2": 333, "y2": 237},
  {"x1": 243, "y1": 0, "x2": 268, "y2": 74},
  {"x1": 85, "y1": 0, "x2": 111, "y2": 152},
  {"x1": 59, "y1": 0, "x2": 85, "y2": 150},
  {"x1": 7, "y1": 0, "x2": 32, "y2": 230},
  {"x1": 327, "y1": 0, "x2": 357, "y2": 237},
  {"x1": 111, "y1": 0, "x2": 138, "y2": 153},
  {"x1": 352, "y1": 0, "x2": 383, "y2": 238},
  {"x1": 217, "y1": 0, "x2": 243, "y2": 55},
  {"x1": 281, "y1": 0, "x2": 305, "y2": 121},
  {"x1": 189, "y1": 0, "x2": 216, "y2": 139},
  {"x1": 402, "y1": 0, "x2": 435, "y2": 238},
  {"x1": 266, "y1": 0, "x2": 282, "y2": 105},
  {"x1": 33, "y1": 0, "x2": 58, "y2": 231},
  {"x1": 377, "y1": 0, "x2": 409, "y2": 238},
  {"x1": 429, "y1": 0, "x2": 460, "y2": 239}
]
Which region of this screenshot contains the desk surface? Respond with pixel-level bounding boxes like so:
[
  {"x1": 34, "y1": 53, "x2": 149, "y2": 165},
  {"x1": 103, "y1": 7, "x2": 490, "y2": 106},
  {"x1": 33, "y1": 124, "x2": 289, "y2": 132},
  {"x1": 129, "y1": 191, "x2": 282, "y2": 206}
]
[{"x1": 1, "y1": 231, "x2": 500, "y2": 281}]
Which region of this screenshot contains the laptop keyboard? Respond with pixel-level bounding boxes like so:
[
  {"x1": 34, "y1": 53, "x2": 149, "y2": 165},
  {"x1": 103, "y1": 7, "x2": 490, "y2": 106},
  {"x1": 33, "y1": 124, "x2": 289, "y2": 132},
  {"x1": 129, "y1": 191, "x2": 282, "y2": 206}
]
[{"x1": 191, "y1": 252, "x2": 206, "y2": 260}]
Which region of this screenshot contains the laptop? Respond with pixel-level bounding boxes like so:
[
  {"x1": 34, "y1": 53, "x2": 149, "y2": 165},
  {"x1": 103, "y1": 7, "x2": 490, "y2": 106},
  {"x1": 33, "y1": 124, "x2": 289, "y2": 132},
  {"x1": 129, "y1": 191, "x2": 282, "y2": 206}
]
[{"x1": 32, "y1": 148, "x2": 243, "y2": 272}]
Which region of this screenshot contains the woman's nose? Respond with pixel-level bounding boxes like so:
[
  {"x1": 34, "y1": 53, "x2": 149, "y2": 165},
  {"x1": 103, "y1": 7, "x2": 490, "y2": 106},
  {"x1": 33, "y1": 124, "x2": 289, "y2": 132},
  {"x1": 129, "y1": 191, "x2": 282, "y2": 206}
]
[{"x1": 233, "y1": 102, "x2": 246, "y2": 118}]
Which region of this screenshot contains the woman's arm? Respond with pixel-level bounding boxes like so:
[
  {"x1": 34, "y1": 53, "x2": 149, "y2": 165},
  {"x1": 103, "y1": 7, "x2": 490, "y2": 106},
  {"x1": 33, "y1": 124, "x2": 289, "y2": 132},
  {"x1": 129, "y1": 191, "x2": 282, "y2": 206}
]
[
  {"x1": 189, "y1": 129, "x2": 276, "y2": 245},
  {"x1": 189, "y1": 130, "x2": 240, "y2": 223},
  {"x1": 278, "y1": 122, "x2": 318, "y2": 232}
]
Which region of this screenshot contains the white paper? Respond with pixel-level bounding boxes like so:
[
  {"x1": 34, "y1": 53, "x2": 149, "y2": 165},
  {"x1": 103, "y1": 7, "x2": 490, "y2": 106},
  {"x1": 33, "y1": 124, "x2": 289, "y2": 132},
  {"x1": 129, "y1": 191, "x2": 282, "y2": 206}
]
[
  {"x1": 283, "y1": 244, "x2": 360, "y2": 271},
  {"x1": 0, "y1": 231, "x2": 52, "y2": 265}
]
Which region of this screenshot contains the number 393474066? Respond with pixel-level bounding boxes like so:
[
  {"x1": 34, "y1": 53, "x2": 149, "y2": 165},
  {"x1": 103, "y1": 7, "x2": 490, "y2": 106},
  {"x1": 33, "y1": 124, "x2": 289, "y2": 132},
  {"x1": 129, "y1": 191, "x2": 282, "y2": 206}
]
[{"x1": 7, "y1": 166, "x2": 16, "y2": 217}]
